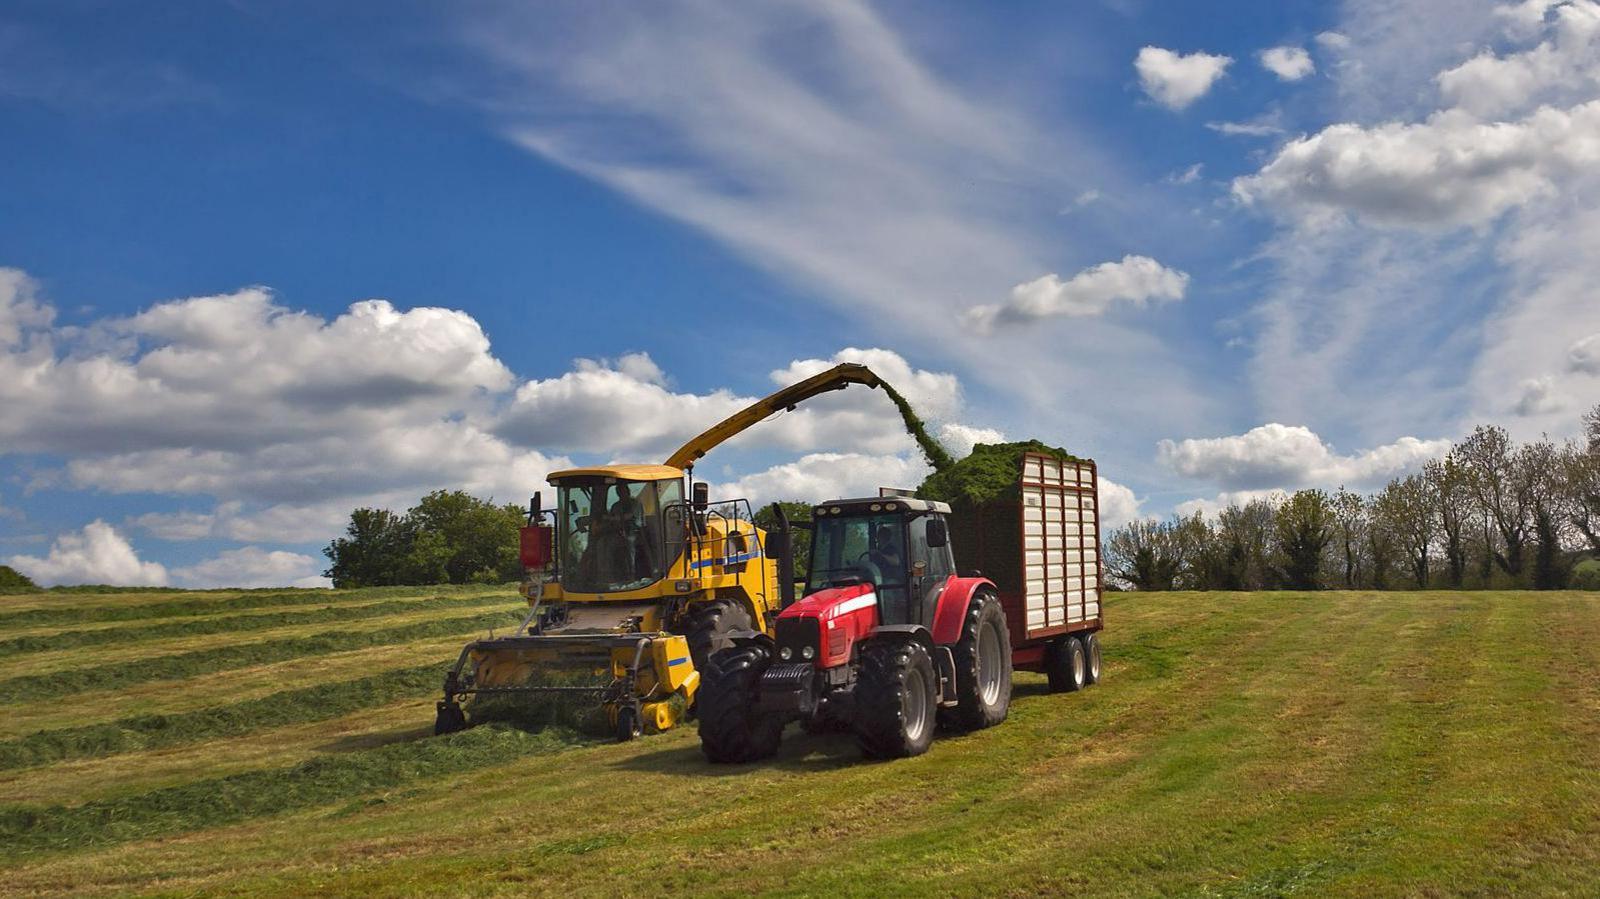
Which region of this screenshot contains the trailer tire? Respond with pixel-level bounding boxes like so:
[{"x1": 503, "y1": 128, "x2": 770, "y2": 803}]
[
  {"x1": 683, "y1": 599, "x2": 754, "y2": 673},
  {"x1": 698, "y1": 645, "x2": 784, "y2": 763},
  {"x1": 854, "y1": 638, "x2": 937, "y2": 759},
  {"x1": 1046, "y1": 635, "x2": 1087, "y2": 693},
  {"x1": 939, "y1": 592, "x2": 1012, "y2": 732},
  {"x1": 1082, "y1": 631, "x2": 1102, "y2": 686}
]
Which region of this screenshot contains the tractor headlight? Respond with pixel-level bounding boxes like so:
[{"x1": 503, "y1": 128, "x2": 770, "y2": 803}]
[
  {"x1": 801, "y1": 646, "x2": 815, "y2": 660},
  {"x1": 780, "y1": 646, "x2": 792, "y2": 660}
]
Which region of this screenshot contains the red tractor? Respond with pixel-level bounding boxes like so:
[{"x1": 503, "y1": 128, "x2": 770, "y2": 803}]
[{"x1": 699, "y1": 452, "x2": 1104, "y2": 761}]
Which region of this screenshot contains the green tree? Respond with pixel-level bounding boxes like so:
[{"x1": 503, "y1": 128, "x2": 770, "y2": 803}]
[
  {"x1": 1106, "y1": 518, "x2": 1185, "y2": 591},
  {"x1": 323, "y1": 508, "x2": 420, "y2": 589},
  {"x1": 407, "y1": 490, "x2": 525, "y2": 584},
  {"x1": 1274, "y1": 489, "x2": 1335, "y2": 590},
  {"x1": 0, "y1": 565, "x2": 37, "y2": 592},
  {"x1": 754, "y1": 501, "x2": 813, "y2": 582}
]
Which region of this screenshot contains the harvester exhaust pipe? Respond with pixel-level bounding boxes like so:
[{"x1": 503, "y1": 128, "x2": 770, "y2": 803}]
[{"x1": 768, "y1": 502, "x2": 797, "y2": 609}]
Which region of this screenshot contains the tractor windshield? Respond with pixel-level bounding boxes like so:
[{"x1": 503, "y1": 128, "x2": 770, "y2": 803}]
[
  {"x1": 806, "y1": 512, "x2": 910, "y2": 624},
  {"x1": 556, "y1": 478, "x2": 683, "y2": 594}
]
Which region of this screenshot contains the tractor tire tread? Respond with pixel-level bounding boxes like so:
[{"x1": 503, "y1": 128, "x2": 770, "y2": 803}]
[
  {"x1": 853, "y1": 638, "x2": 937, "y2": 759},
  {"x1": 697, "y1": 645, "x2": 783, "y2": 763},
  {"x1": 940, "y1": 592, "x2": 1012, "y2": 732}
]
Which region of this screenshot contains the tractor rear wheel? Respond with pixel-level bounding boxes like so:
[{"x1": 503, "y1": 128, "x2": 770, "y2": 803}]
[
  {"x1": 683, "y1": 599, "x2": 753, "y2": 673},
  {"x1": 1046, "y1": 635, "x2": 1087, "y2": 693},
  {"x1": 1082, "y1": 631, "x2": 1102, "y2": 685},
  {"x1": 853, "y1": 638, "x2": 937, "y2": 759},
  {"x1": 940, "y1": 592, "x2": 1012, "y2": 732},
  {"x1": 698, "y1": 645, "x2": 784, "y2": 763}
]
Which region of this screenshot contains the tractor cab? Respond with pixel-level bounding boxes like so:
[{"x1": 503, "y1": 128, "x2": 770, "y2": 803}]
[
  {"x1": 805, "y1": 497, "x2": 954, "y2": 628},
  {"x1": 547, "y1": 465, "x2": 686, "y2": 596}
]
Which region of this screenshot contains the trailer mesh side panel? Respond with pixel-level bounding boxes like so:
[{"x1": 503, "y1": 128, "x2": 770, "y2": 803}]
[{"x1": 943, "y1": 452, "x2": 1102, "y2": 648}]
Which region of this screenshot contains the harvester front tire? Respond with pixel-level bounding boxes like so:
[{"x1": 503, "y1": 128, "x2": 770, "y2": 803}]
[
  {"x1": 940, "y1": 592, "x2": 1012, "y2": 732},
  {"x1": 1082, "y1": 631, "x2": 1102, "y2": 685},
  {"x1": 698, "y1": 645, "x2": 784, "y2": 763},
  {"x1": 1046, "y1": 635, "x2": 1087, "y2": 693},
  {"x1": 684, "y1": 600, "x2": 754, "y2": 673},
  {"x1": 434, "y1": 702, "x2": 467, "y2": 736},
  {"x1": 854, "y1": 639, "x2": 937, "y2": 760},
  {"x1": 615, "y1": 705, "x2": 643, "y2": 742}
]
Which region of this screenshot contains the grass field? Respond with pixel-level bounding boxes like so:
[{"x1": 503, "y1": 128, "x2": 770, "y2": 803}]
[{"x1": 1, "y1": 587, "x2": 1597, "y2": 897}]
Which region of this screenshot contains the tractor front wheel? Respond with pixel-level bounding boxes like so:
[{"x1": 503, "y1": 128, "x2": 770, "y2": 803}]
[
  {"x1": 697, "y1": 645, "x2": 784, "y2": 763},
  {"x1": 853, "y1": 638, "x2": 937, "y2": 759},
  {"x1": 940, "y1": 592, "x2": 1012, "y2": 732}
]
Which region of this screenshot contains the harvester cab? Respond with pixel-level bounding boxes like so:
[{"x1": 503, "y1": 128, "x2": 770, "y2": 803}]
[{"x1": 435, "y1": 362, "x2": 893, "y2": 742}]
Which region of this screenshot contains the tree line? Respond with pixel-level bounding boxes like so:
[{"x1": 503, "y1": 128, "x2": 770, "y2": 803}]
[
  {"x1": 1107, "y1": 404, "x2": 1600, "y2": 592},
  {"x1": 323, "y1": 490, "x2": 527, "y2": 589}
]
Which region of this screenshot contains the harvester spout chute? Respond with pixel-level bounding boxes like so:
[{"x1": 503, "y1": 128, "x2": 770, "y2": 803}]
[{"x1": 663, "y1": 363, "x2": 883, "y2": 470}]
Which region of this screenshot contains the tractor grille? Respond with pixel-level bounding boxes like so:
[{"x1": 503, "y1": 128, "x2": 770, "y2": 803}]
[
  {"x1": 775, "y1": 618, "x2": 819, "y2": 662},
  {"x1": 760, "y1": 663, "x2": 813, "y2": 691}
]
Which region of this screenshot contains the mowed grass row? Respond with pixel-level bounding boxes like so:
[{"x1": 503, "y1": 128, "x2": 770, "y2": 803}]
[
  {"x1": 0, "y1": 608, "x2": 525, "y2": 703},
  {"x1": 0, "y1": 725, "x2": 583, "y2": 858},
  {"x1": 0, "y1": 596, "x2": 521, "y2": 681},
  {"x1": 0, "y1": 584, "x2": 512, "y2": 629},
  {"x1": 1, "y1": 634, "x2": 481, "y2": 738},
  {"x1": 0, "y1": 593, "x2": 523, "y2": 659},
  {"x1": 0, "y1": 662, "x2": 448, "y2": 771},
  {"x1": 0, "y1": 697, "x2": 443, "y2": 806},
  {"x1": 2, "y1": 591, "x2": 1593, "y2": 897}
]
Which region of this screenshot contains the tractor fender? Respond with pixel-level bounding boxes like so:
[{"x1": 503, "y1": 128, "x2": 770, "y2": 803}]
[
  {"x1": 930, "y1": 576, "x2": 998, "y2": 645},
  {"x1": 867, "y1": 623, "x2": 933, "y2": 649}
]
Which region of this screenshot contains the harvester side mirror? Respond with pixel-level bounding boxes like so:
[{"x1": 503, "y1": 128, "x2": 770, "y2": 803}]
[
  {"x1": 927, "y1": 518, "x2": 949, "y2": 548},
  {"x1": 692, "y1": 481, "x2": 709, "y2": 512},
  {"x1": 765, "y1": 529, "x2": 789, "y2": 558}
]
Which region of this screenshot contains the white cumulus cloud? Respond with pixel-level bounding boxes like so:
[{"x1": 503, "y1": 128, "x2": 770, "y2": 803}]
[
  {"x1": 1260, "y1": 46, "x2": 1315, "y2": 81},
  {"x1": 8, "y1": 521, "x2": 169, "y2": 587},
  {"x1": 172, "y1": 547, "x2": 329, "y2": 589},
  {"x1": 1570, "y1": 333, "x2": 1600, "y2": 373},
  {"x1": 1136, "y1": 46, "x2": 1233, "y2": 110},
  {"x1": 1158, "y1": 423, "x2": 1451, "y2": 491},
  {"x1": 965, "y1": 255, "x2": 1189, "y2": 332}
]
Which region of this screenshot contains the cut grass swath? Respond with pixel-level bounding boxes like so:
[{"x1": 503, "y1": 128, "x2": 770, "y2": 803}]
[
  {"x1": 0, "y1": 609, "x2": 524, "y2": 704},
  {"x1": 0, "y1": 594, "x2": 514, "y2": 659},
  {"x1": 0, "y1": 584, "x2": 511, "y2": 630},
  {"x1": 0, "y1": 663, "x2": 450, "y2": 771},
  {"x1": 0, "y1": 724, "x2": 584, "y2": 859}
]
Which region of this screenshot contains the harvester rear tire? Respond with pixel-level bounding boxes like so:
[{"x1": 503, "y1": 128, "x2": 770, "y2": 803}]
[
  {"x1": 1046, "y1": 635, "x2": 1087, "y2": 693},
  {"x1": 698, "y1": 645, "x2": 784, "y2": 763},
  {"x1": 683, "y1": 599, "x2": 754, "y2": 674},
  {"x1": 939, "y1": 592, "x2": 1012, "y2": 733},
  {"x1": 1082, "y1": 631, "x2": 1102, "y2": 685},
  {"x1": 854, "y1": 638, "x2": 937, "y2": 760}
]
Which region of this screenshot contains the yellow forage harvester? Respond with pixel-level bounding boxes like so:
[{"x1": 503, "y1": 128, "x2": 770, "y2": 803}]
[{"x1": 436, "y1": 363, "x2": 896, "y2": 741}]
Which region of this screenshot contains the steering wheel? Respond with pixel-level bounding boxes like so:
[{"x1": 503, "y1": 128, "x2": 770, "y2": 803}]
[{"x1": 853, "y1": 553, "x2": 885, "y2": 588}]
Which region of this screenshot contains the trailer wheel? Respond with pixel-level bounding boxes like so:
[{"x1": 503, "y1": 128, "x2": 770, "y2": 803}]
[
  {"x1": 854, "y1": 638, "x2": 937, "y2": 759},
  {"x1": 1046, "y1": 635, "x2": 1087, "y2": 693},
  {"x1": 1082, "y1": 632, "x2": 1102, "y2": 686},
  {"x1": 698, "y1": 645, "x2": 784, "y2": 763},
  {"x1": 939, "y1": 592, "x2": 1012, "y2": 732},
  {"x1": 683, "y1": 599, "x2": 754, "y2": 673}
]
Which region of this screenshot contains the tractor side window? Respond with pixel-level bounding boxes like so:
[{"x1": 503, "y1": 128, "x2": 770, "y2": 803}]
[{"x1": 909, "y1": 514, "x2": 954, "y2": 627}]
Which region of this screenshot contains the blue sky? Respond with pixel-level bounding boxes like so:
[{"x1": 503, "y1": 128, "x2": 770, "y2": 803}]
[{"x1": 4, "y1": 0, "x2": 1599, "y2": 587}]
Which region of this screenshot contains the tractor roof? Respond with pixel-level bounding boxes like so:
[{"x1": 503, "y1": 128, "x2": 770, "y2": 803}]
[
  {"x1": 814, "y1": 496, "x2": 952, "y2": 516},
  {"x1": 547, "y1": 464, "x2": 684, "y2": 482}
]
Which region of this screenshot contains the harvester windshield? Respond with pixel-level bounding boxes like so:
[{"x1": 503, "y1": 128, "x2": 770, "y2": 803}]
[{"x1": 557, "y1": 477, "x2": 684, "y2": 594}]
